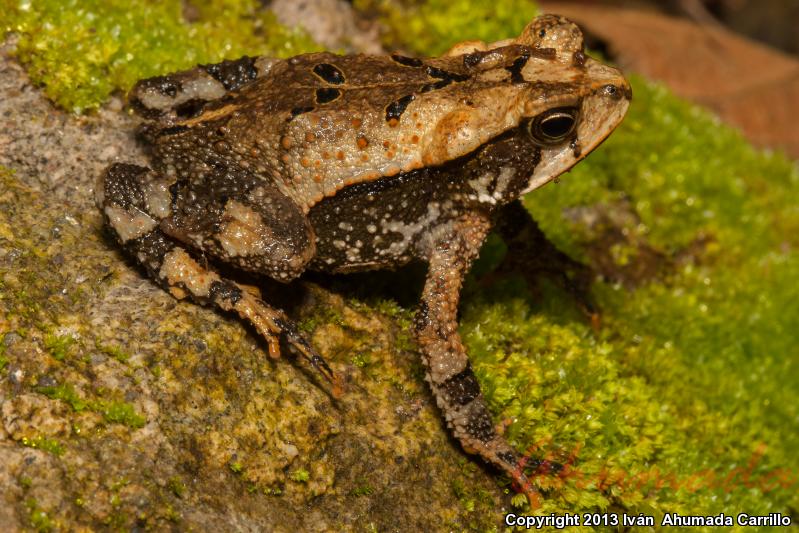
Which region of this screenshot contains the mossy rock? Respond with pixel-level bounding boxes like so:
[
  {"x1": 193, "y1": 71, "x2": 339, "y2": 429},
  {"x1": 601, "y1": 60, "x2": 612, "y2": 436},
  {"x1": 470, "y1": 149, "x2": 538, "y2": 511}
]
[{"x1": 1, "y1": 1, "x2": 798, "y2": 531}]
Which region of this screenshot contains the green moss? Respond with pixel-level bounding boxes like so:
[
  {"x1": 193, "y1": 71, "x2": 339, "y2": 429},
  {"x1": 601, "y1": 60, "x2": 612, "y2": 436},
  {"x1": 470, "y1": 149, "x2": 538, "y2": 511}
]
[
  {"x1": 95, "y1": 341, "x2": 130, "y2": 363},
  {"x1": 37, "y1": 383, "x2": 88, "y2": 412},
  {"x1": 94, "y1": 399, "x2": 146, "y2": 428},
  {"x1": 43, "y1": 332, "x2": 76, "y2": 361},
  {"x1": 355, "y1": 0, "x2": 539, "y2": 56},
  {"x1": 298, "y1": 306, "x2": 345, "y2": 333},
  {"x1": 21, "y1": 435, "x2": 65, "y2": 456},
  {"x1": 37, "y1": 383, "x2": 146, "y2": 428},
  {"x1": 26, "y1": 498, "x2": 57, "y2": 533},
  {"x1": 349, "y1": 484, "x2": 374, "y2": 497},
  {"x1": 290, "y1": 468, "x2": 310, "y2": 483},
  {"x1": 168, "y1": 476, "x2": 186, "y2": 498},
  {"x1": 229, "y1": 461, "x2": 244, "y2": 475},
  {"x1": 2, "y1": 0, "x2": 322, "y2": 113}
]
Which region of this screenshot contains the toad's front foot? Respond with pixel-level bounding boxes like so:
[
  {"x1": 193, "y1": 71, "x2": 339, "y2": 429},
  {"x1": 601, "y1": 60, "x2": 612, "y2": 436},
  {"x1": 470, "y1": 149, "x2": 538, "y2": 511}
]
[{"x1": 496, "y1": 200, "x2": 599, "y2": 327}]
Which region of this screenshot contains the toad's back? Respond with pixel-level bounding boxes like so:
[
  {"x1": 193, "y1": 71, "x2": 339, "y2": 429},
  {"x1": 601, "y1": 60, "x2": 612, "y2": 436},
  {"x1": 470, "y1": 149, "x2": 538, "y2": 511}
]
[{"x1": 146, "y1": 44, "x2": 593, "y2": 212}]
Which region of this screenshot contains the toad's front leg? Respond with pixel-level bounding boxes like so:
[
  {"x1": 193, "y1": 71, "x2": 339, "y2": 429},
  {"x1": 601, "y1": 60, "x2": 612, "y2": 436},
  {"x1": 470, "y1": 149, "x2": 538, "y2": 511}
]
[{"x1": 415, "y1": 212, "x2": 540, "y2": 506}]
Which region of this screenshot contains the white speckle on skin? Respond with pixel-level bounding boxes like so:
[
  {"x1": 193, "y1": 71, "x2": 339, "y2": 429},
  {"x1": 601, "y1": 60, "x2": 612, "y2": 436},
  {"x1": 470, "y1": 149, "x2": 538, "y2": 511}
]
[
  {"x1": 143, "y1": 181, "x2": 172, "y2": 219},
  {"x1": 366, "y1": 224, "x2": 376, "y2": 233},
  {"x1": 346, "y1": 247, "x2": 361, "y2": 262}
]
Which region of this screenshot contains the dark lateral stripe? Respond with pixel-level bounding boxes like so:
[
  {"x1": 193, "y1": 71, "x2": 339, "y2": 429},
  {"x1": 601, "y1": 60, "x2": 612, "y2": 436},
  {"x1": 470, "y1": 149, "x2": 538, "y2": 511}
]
[
  {"x1": 312, "y1": 63, "x2": 345, "y2": 84},
  {"x1": 385, "y1": 94, "x2": 415, "y2": 122},
  {"x1": 441, "y1": 364, "x2": 482, "y2": 406},
  {"x1": 201, "y1": 56, "x2": 258, "y2": 91},
  {"x1": 506, "y1": 54, "x2": 530, "y2": 84},
  {"x1": 208, "y1": 280, "x2": 242, "y2": 306},
  {"x1": 391, "y1": 54, "x2": 424, "y2": 67},
  {"x1": 315, "y1": 87, "x2": 341, "y2": 104}
]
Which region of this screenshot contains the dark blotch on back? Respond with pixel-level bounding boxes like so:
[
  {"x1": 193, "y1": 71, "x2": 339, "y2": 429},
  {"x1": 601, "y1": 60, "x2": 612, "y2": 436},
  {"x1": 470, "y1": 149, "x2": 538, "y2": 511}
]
[
  {"x1": 506, "y1": 54, "x2": 530, "y2": 84},
  {"x1": 201, "y1": 56, "x2": 258, "y2": 91},
  {"x1": 497, "y1": 450, "x2": 521, "y2": 469},
  {"x1": 533, "y1": 47, "x2": 557, "y2": 60},
  {"x1": 426, "y1": 65, "x2": 469, "y2": 82},
  {"x1": 315, "y1": 88, "x2": 341, "y2": 104},
  {"x1": 420, "y1": 79, "x2": 452, "y2": 93},
  {"x1": 391, "y1": 54, "x2": 424, "y2": 68},
  {"x1": 385, "y1": 94, "x2": 415, "y2": 123},
  {"x1": 312, "y1": 63, "x2": 345, "y2": 84},
  {"x1": 288, "y1": 106, "x2": 315, "y2": 121}
]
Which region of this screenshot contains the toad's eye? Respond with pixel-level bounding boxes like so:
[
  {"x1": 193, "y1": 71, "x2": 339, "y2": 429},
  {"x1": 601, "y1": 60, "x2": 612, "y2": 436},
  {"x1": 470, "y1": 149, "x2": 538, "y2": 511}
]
[{"x1": 527, "y1": 107, "x2": 578, "y2": 145}]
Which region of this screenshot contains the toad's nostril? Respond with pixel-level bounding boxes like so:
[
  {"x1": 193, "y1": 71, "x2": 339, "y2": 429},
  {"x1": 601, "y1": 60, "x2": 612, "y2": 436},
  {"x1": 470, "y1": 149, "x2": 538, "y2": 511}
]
[
  {"x1": 602, "y1": 82, "x2": 633, "y2": 101},
  {"x1": 602, "y1": 84, "x2": 619, "y2": 98}
]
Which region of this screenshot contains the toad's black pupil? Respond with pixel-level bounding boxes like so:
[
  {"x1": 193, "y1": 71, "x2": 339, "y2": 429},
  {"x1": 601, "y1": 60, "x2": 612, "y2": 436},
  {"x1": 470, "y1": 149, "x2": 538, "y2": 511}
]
[{"x1": 540, "y1": 115, "x2": 574, "y2": 139}]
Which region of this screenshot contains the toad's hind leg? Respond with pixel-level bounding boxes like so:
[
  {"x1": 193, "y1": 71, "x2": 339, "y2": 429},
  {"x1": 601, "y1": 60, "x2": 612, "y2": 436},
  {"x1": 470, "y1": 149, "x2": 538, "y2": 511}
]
[
  {"x1": 416, "y1": 213, "x2": 541, "y2": 506},
  {"x1": 100, "y1": 163, "x2": 341, "y2": 395}
]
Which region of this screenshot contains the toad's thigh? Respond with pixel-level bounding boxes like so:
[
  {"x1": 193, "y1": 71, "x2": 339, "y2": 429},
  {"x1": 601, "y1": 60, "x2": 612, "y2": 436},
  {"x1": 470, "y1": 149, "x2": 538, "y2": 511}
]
[{"x1": 162, "y1": 176, "x2": 315, "y2": 282}]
